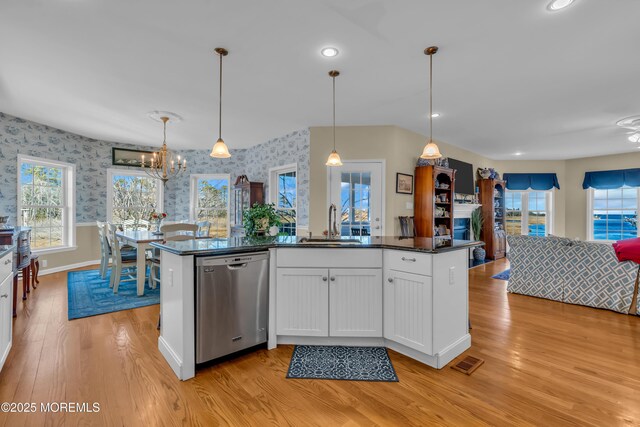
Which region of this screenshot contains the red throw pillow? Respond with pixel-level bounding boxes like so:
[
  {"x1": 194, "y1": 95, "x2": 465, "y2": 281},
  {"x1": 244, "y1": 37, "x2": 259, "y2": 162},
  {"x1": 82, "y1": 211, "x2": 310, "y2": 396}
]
[{"x1": 612, "y1": 237, "x2": 640, "y2": 264}]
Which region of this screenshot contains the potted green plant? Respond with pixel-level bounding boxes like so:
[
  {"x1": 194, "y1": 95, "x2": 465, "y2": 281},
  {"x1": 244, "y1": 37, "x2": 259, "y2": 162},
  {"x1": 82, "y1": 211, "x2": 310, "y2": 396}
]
[
  {"x1": 242, "y1": 203, "x2": 282, "y2": 237},
  {"x1": 470, "y1": 207, "x2": 486, "y2": 261}
]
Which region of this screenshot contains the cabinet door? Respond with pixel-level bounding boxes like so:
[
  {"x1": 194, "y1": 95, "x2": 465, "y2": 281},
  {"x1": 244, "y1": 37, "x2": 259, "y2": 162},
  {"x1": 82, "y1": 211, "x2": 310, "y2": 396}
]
[
  {"x1": 276, "y1": 268, "x2": 329, "y2": 336},
  {"x1": 329, "y1": 268, "x2": 382, "y2": 337},
  {"x1": 384, "y1": 269, "x2": 433, "y2": 354},
  {"x1": 0, "y1": 274, "x2": 13, "y2": 371}
]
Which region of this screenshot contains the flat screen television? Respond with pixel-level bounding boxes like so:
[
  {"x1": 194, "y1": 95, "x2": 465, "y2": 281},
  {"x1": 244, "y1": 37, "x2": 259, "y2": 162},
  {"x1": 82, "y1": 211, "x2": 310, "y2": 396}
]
[{"x1": 448, "y1": 158, "x2": 474, "y2": 195}]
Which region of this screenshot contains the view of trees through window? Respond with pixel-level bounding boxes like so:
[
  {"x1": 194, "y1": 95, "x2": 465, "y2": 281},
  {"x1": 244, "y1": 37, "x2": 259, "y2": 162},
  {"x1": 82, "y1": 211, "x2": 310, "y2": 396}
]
[
  {"x1": 111, "y1": 174, "x2": 160, "y2": 228},
  {"x1": 195, "y1": 177, "x2": 229, "y2": 237},
  {"x1": 275, "y1": 171, "x2": 296, "y2": 236},
  {"x1": 20, "y1": 163, "x2": 65, "y2": 249}
]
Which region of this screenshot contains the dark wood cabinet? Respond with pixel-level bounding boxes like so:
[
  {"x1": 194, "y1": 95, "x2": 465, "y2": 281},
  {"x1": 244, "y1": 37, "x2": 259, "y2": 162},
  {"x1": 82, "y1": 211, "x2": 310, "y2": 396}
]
[
  {"x1": 414, "y1": 165, "x2": 456, "y2": 240},
  {"x1": 478, "y1": 179, "x2": 506, "y2": 260},
  {"x1": 231, "y1": 175, "x2": 264, "y2": 237}
]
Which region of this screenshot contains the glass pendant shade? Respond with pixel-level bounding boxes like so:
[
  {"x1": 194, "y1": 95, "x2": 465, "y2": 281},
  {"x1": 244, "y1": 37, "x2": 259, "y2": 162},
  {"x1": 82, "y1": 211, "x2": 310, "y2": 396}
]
[
  {"x1": 326, "y1": 149, "x2": 343, "y2": 166},
  {"x1": 210, "y1": 138, "x2": 231, "y2": 158},
  {"x1": 420, "y1": 140, "x2": 442, "y2": 159}
]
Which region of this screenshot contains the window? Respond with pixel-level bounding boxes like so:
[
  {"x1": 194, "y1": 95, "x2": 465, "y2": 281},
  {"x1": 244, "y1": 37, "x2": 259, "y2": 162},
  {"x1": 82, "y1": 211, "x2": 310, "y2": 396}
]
[
  {"x1": 107, "y1": 169, "x2": 163, "y2": 229},
  {"x1": 18, "y1": 155, "x2": 75, "y2": 252},
  {"x1": 269, "y1": 164, "x2": 297, "y2": 236},
  {"x1": 588, "y1": 187, "x2": 638, "y2": 241},
  {"x1": 340, "y1": 172, "x2": 371, "y2": 237},
  {"x1": 190, "y1": 174, "x2": 230, "y2": 237},
  {"x1": 504, "y1": 190, "x2": 554, "y2": 236}
]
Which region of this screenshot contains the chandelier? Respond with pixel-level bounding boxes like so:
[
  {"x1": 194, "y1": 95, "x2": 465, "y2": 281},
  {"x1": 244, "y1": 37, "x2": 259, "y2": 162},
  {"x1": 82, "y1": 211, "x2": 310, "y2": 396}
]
[{"x1": 142, "y1": 116, "x2": 186, "y2": 185}]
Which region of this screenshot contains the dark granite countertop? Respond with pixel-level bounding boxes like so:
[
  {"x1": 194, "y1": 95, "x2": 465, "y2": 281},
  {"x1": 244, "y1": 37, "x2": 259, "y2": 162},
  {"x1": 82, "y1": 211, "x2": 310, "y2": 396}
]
[
  {"x1": 0, "y1": 244, "x2": 16, "y2": 259},
  {"x1": 150, "y1": 235, "x2": 482, "y2": 257}
]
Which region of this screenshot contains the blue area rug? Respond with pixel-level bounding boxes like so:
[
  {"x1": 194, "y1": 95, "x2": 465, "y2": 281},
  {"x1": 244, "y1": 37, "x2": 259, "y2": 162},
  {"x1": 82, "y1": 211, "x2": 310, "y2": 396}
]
[
  {"x1": 67, "y1": 269, "x2": 159, "y2": 320},
  {"x1": 287, "y1": 345, "x2": 398, "y2": 382},
  {"x1": 492, "y1": 269, "x2": 510, "y2": 281}
]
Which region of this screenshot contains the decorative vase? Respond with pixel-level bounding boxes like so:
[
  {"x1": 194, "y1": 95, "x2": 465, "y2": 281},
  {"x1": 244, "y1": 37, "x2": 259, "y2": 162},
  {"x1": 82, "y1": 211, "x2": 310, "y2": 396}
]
[
  {"x1": 473, "y1": 246, "x2": 486, "y2": 261},
  {"x1": 478, "y1": 168, "x2": 491, "y2": 180}
]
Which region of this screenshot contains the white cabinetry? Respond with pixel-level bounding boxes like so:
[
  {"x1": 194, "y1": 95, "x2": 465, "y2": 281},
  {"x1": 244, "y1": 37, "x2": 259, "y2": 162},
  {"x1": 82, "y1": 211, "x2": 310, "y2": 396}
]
[
  {"x1": 0, "y1": 251, "x2": 13, "y2": 372},
  {"x1": 275, "y1": 249, "x2": 383, "y2": 339},
  {"x1": 276, "y1": 268, "x2": 329, "y2": 336},
  {"x1": 384, "y1": 270, "x2": 432, "y2": 354},
  {"x1": 329, "y1": 268, "x2": 382, "y2": 337}
]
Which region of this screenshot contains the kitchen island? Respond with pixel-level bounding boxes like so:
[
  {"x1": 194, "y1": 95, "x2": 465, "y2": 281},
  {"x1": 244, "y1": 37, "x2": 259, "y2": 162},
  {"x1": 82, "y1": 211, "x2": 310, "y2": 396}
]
[{"x1": 151, "y1": 236, "x2": 480, "y2": 380}]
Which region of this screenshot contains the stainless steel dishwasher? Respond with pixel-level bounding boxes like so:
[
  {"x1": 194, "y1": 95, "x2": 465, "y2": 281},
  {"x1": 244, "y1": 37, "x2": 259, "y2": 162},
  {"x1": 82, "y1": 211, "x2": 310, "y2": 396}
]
[{"x1": 196, "y1": 251, "x2": 269, "y2": 363}]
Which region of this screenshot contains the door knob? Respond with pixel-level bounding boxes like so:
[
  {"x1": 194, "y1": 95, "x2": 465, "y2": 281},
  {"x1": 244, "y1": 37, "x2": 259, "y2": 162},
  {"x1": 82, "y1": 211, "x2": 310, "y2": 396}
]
[
  {"x1": 387, "y1": 277, "x2": 393, "y2": 283},
  {"x1": 322, "y1": 276, "x2": 328, "y2": 282},
  {"x1": 330, "y1": 276, "x2": 336, "y2": 282}
]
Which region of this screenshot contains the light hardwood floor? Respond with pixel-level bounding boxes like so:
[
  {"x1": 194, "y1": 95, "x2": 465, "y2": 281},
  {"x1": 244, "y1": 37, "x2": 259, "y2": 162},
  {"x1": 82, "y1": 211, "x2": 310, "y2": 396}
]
[{"x1": 1, "y1": 259, "x2": 639, "y2": 426}]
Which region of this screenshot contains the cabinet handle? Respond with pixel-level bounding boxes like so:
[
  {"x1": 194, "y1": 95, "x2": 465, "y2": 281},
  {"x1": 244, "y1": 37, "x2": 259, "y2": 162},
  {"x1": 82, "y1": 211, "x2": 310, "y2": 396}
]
[
  {"x1": 330, "y1": 276, "x2": 335, "y2": 282},
  {"x1": 401, "y1": 257, "x2": 416, "y2": 262},
  {"x1": 0, "y1": 294, "x2": 7, "y2": 299},
  {"x1": 322, "y1": 276, "x2": 328, "y2": 282},
  {"x1": 387, "y1": 277, "x2": 393, "y2": 283}
]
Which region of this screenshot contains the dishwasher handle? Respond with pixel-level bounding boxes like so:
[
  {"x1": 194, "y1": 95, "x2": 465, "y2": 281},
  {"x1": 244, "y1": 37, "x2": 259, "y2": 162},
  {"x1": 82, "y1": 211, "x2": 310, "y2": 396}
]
[{"x1": 227, "y1": 263, "x2": 248, "y2": 270}]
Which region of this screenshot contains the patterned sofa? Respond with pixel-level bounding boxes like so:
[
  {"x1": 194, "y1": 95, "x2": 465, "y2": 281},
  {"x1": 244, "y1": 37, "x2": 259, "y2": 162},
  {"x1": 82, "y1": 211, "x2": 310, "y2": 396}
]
[{"x1": 506, "y1": 235, "x2": 640, "y2": 314}]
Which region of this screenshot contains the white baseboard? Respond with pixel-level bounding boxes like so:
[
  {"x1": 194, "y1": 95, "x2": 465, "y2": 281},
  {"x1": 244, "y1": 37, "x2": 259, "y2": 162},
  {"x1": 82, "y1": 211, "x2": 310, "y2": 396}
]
[
  {"x1": 39, "y1": 259, "x2": 101, "y2": 276},
  {"x1": 158, "y1": 336, "x2": 193, "y2": 381}
]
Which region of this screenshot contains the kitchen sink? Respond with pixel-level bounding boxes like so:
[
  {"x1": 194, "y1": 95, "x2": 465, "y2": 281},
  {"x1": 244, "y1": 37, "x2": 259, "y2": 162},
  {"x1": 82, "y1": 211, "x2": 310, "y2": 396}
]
[{"x1": 298, "y1": 237, "x2": 362, "y2": 245}]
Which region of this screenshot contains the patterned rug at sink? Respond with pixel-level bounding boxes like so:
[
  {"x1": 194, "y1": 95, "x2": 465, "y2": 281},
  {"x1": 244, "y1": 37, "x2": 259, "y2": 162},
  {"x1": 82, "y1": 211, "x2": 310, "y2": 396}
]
[
  {"x1": 67, "y1": 269, "x2": 159, "y2": 320},
  {"x1": 286, "y1": 345, "x2": 398, "y2": 382},
  {"x1": 492, "y1": 269, "x2": 510, "y2": 281}
]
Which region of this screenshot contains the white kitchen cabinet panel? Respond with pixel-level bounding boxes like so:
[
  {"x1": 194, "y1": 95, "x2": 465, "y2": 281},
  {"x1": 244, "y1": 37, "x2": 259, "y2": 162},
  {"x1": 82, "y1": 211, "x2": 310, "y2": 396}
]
[
  {"x1": 329, "y1": 268, "x2": 382, "y2": 337},
  {"x1": 384, "y1": 269, "x2": 433, "y2": 354},
  {"x1": 0, "y1": 268, "x2": 13, "y2": 372},
  {"x1": 276, "y1": 268, "x2": 329, "y2": 336}
]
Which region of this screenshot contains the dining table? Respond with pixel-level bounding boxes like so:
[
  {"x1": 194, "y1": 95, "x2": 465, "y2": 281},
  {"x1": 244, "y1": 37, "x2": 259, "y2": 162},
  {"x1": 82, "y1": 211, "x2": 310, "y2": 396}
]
[{"x1": 115, "y1": 229, "x2": 164, "y2": 296}]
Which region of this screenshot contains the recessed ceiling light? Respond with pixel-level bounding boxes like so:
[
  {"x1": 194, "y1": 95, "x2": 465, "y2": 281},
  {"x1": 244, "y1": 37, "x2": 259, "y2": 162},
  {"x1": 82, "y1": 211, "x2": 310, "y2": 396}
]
[
  {"x1": 431, "y1": 113, "x2": 441, "y2": 118},
  {"x1": 547, "y1": 0, "x2": 575, "y2": 11},
  {"x1": 514, "y1": 152, "x2": 523, "y2": 156},
  {"x1": 321, "y1": 47, "x2": 339, "y2": 57},
  {"x1": 628, "y1": 133, "x2": 640, "y2": 143}
]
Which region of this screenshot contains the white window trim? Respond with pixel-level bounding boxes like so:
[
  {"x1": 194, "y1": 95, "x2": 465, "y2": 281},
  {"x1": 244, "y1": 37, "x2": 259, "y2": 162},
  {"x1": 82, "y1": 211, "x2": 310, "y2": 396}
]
[
  {"x1": 269, "y1": 163, "x2": 298, "y2": 233},
  {"x1": 17, "y1": 154, "x2": 76, "y2": 253},
  {"x1": 505, "y1": 189, "x2": 555, "y2": 236},
  {"x1": 189, "y1": 173, "x2": 231, "y2": 237},
  {"x1": 586, "y1": 187, "x2": 640, "y2": 242},
  {"x1": 106, "y1": 168, "x2": 164, "y2": 223}
]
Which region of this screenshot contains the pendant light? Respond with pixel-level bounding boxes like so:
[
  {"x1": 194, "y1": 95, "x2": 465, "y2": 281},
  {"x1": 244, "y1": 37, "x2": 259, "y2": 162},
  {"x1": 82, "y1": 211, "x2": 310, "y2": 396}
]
[
  {"x1": 420, "y1": 46, "x2": 443, "y2": 160},
  {"x1": 326, "y1": 70, "x2": 343, "y2": 166},
  {"x1": 210, "y1": 47, "x2": 231, "y2": 158}
]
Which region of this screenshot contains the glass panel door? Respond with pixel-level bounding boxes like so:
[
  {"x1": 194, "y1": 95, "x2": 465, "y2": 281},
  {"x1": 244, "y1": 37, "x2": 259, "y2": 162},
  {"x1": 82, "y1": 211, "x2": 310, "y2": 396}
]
[{"x1": 329, "y1": 162, "x2": 383, "y2": 237}]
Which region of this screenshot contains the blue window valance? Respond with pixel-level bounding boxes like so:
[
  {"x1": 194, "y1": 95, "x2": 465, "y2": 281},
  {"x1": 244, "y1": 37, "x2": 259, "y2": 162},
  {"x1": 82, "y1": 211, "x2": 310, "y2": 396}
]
[
  {"x1": 582, "y1": 168, "x2": 640, "y2": 189},
  {"x1": 504, "y1": 173, "x2": 560, "y2": 190}
]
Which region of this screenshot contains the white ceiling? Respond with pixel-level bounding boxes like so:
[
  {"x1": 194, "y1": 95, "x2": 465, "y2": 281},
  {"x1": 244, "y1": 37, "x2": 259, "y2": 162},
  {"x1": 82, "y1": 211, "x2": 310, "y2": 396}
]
[{"x1": 1, "y1": 0, "x2": 639, "y2": 160}]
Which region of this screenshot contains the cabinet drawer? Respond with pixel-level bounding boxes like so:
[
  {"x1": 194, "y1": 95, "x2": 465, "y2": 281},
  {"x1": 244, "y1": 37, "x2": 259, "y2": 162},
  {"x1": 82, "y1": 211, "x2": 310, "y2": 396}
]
[
  {"x1": 0, "y1": 252, "x2": 12, "y2": 283},
  {"x1": 384, "y1": 249, "x2": 432, "y2": 276},
  {"x1": 276, "y1": 248, "x2": 382, "y2": 268}
]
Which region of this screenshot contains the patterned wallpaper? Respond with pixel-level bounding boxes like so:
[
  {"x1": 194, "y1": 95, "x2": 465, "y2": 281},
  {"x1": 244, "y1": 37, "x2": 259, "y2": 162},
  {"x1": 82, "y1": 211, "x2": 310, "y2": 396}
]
[{"x1": 0, "y1": 112, "x2": 309, "y2": 226}]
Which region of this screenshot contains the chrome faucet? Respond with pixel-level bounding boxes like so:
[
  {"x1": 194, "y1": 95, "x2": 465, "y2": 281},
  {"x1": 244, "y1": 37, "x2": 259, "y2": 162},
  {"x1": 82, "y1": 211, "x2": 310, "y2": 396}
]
[{"x1": 328, "y1": 204, "x2": 338, "y2": 239}]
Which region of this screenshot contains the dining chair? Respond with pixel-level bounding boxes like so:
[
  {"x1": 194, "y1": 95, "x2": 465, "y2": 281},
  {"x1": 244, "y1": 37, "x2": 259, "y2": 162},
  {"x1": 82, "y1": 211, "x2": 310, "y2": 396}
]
[
  {"x1": 107, "y1": 223, "x2": 139, "y2": 293},
  {"x1": 196, "y1": 221, "x2": 211, "y2": 238},
  {"x1": 96, "y1": 221, "x2": 111, "y2": 279},
  {"x1": 147, "y1": 223, "x2": 199, "y2": 289}
]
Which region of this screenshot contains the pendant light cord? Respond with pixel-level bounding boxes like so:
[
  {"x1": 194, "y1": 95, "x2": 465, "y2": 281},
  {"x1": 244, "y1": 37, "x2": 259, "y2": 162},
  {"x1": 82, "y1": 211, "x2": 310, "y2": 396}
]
[
  {"x1": 429, "y1": 52, "x2": 433, "y2": 143},
  {"x1": 219, "y1": 52, "x2": 223, "y2": 140},
  {"x1": 332, "y1": 74, "x2": 336, "y2": 151}
]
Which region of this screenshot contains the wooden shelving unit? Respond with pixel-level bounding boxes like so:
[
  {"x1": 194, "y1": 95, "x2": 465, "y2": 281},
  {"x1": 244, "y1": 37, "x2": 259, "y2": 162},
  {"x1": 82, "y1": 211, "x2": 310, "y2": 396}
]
[
  {"x1": 414, "y1": 165, "x2": 456, "y2": 239},
  {"x1": 478, "y1": 178, "x2": 506, "y2": 259}
]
